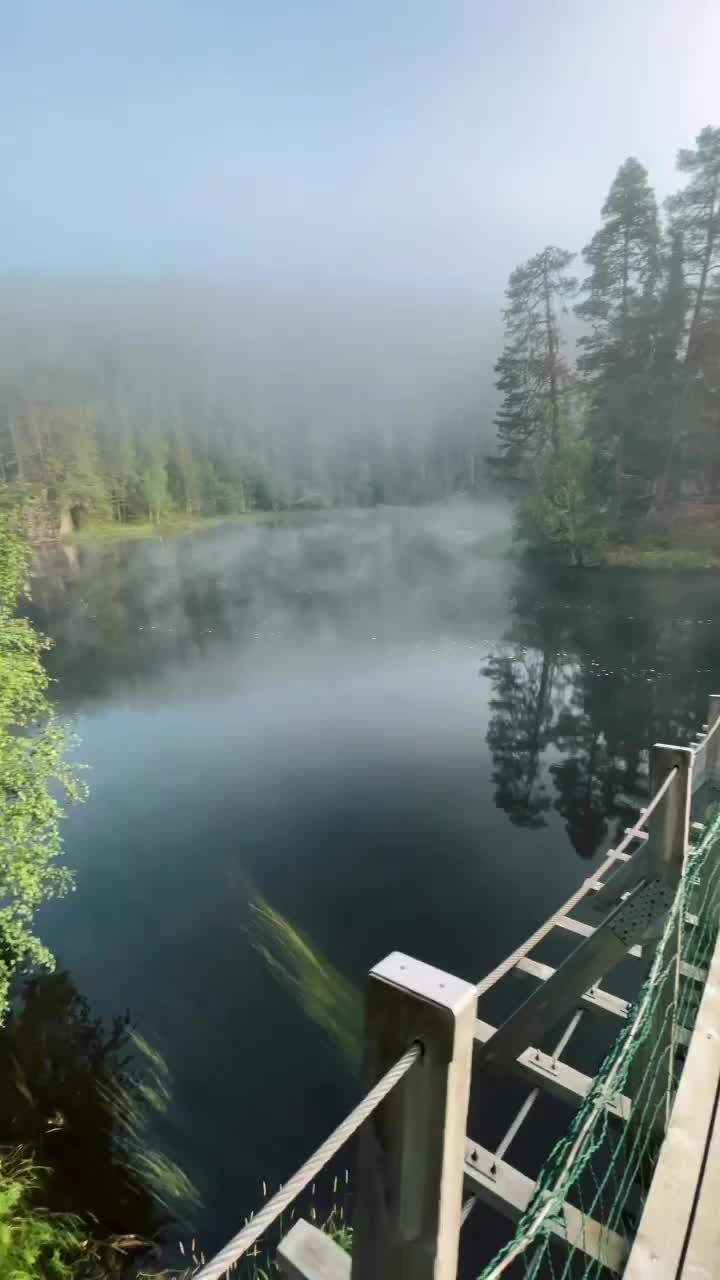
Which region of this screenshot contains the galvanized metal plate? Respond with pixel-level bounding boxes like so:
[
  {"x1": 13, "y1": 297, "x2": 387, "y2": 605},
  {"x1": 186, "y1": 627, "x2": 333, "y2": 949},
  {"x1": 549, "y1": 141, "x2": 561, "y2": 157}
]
[{"x1": 609, "y1": 879, "x2": 675, "y2": 946}]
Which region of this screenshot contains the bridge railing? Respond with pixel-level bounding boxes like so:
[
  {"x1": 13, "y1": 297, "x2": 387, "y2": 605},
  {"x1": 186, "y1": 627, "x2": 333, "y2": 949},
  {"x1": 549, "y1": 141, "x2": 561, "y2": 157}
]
[
  {"x1": 194, "y1": 952, "x2": 479, "y2": 1280},
  {"x1": 194, "y1": 694, "x2": 720, "y2": 1280}
]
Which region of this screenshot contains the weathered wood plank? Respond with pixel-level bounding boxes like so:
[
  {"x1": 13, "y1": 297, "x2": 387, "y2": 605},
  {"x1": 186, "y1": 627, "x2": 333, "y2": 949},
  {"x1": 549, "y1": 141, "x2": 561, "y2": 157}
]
[
  {"x1": 556, "y1": 915, "x2": 594, "y2": 939},
  {"x1": 277, "y1": 1219, "x2": 350, "y2": 1280},
  {"x1": 623, "y1": 927, "x2": 720, "y2": 1280},
  {"x1": 474, "y1": 1018, "x2": 631, "y2": 1120},
  {"x1": 704, "y1": 694, "x2": 720, "y2": 788},
  {"x1": 592, "y1": 845, "x2": 648, "y2": 912},
  {"x1": 513, "y1": 956, "x2": 629, "y2": 1021},
  {"x1": 679, "y1": 960, "x2": 707, "y2": 985},
  {"x1": 556, "y1": 914, "x2": 643, "y2": 958},
  {"x1": 477, "y1": 879, "x2": 671, "y2": 1072},
  {"x1": 680, "y1": 1081, "x2": 720, "y2": 1280},
  {"x1": 464, "y1": 1139, "x2": 628, "y2": 1274},
  {"x1": 645, "y1": 745, "x2": 693, "y2": 882}
]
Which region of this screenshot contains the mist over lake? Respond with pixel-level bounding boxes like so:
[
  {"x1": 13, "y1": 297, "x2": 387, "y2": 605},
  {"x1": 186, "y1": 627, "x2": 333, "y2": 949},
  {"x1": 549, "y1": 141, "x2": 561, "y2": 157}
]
[{"x1": 24, "y1": 505, "x2": 718, "y2": 1266}]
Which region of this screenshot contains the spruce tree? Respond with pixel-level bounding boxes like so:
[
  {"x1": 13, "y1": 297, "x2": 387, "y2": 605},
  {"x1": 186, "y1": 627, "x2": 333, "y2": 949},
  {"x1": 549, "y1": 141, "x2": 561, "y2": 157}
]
[
  {"x1": 666, "y1": 126, "x2": 720, "y2": 370},
  {"x1": 494, "y1": 246, "x2": 576, "y2": 466},
  {"x1": 659, "y1": 128, "x2": 720, "y2": 496},
  {"x1": 575, "y1": 158, "x2": 660, "y2": 517}
]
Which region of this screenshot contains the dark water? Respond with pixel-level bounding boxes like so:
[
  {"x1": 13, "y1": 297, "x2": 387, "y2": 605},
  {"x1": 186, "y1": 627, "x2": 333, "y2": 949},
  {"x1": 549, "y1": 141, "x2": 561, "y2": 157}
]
[{"x1": 18, "y1": 506, "x2": 720, "y2": 1271}]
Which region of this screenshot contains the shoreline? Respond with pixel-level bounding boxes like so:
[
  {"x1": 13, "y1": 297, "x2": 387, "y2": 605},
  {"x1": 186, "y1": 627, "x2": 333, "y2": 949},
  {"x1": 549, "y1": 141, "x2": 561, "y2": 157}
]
[
  {"x1": 60, "y1": 512, "x2": 720, "y2": 573},
  {"x1": 600, "y1": 545, "x2": 720, "y2": 572},
  {"x1": 61, "y1": 510, "x2": 296, "y2": 544}
]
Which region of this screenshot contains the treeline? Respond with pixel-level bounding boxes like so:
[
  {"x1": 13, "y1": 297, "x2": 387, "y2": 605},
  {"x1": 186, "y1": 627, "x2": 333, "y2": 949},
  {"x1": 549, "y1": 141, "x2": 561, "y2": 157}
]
[
  {"x1": 494, "y1": 126, "x2": 720, "y2": 562},
  {"x1": 0, "y1": 283, "x2": 491, "y2": 530}
]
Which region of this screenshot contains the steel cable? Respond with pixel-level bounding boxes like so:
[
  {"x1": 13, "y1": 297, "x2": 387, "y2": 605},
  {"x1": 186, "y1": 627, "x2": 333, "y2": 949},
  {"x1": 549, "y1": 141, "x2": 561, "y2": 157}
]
[{"x1": 192, "y1": 1040, "x2": 422, "y2": 1280}]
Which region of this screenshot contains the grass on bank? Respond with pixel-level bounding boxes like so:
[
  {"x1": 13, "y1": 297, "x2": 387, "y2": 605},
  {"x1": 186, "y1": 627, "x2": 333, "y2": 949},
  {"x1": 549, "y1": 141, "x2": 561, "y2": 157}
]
[
  {"x1": 62, "y1": 512, "x2": 277, "y2": 544},
  {"x1": 603, "y1": 544, "x2": 720, "y2": 570},
  {"x1": 235, "y1": 1207, "x2": 353, "y2": 1280},
  {"x1": 0, "y1": 1150, "x2": 102, "y2": 1280}
]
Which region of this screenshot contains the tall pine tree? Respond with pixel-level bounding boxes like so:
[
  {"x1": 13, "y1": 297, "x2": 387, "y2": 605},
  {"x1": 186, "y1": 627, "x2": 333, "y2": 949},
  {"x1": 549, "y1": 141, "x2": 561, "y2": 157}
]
[
  {"x1": 667, "y1": 126, "x2": 720, "y2": 371},
  {"x1": 575, "y1": 158, "x2": 659, "y2": 518},
  {"x1": 650, "y1": 229, "x2": 691, "y2": 509},
  {"x1": 665, "y1": 127, "x2": 720, "y2": 495},
  {"x1": 494, "y1": 247, "x2": 576, "y2": 467}
]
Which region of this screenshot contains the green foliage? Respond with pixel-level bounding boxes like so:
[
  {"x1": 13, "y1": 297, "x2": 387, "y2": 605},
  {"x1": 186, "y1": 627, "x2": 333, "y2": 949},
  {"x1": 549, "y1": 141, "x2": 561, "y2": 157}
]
[
  {"x1": 666, "y1": 126, "x2": 720, "y2": 369},
  {"x1": 516, "y1": 430, "x2": 607, "y2": 566},
  {"x1": 498, "y1": 124, "x2": 720, "y2": 553},
  {"x1": 0, "y1": 508, "x2": 86, "y2": 1013},
  {"x1": 576, "y1": 157, "x2": 660, "y2": 375},
  {"x1": 0, "y1": 1150, "x2": 93, "y2": 1280},
  {"x1": 0, "y1": 316, "x2": 490, "y2": 529}
]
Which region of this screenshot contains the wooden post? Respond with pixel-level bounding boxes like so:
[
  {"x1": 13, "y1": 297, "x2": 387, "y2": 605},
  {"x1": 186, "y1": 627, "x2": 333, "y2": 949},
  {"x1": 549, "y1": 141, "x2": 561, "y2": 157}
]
[
  {"x1": 644, "y1": 744, "x2": 693, "y2": 886},
  {"x1": 631, "y1": 745, "x2": 693, "y2": 1143},
  {"x1": 351, "y1": 952, "x2": 477, "y2": 1280},
  {"x1": 705, "y1": 695, "x2": 720, "y2": 789},
  {"x1": 480, "y1": 747, "x2": 693, "y2": 1076}
]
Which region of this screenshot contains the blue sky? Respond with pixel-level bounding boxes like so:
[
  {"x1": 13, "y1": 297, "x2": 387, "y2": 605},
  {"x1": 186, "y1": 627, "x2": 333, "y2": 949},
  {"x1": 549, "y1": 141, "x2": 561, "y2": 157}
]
[{"x1": 2, "y1": 0, "x2": 718, "y2": 291}]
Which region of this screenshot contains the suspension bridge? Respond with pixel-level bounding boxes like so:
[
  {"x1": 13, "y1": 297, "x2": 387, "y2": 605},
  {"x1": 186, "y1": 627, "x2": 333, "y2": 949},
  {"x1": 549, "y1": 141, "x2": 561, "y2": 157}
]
[{"x1": 194, "y1": 695, "x2": 720, "y2": 1280}]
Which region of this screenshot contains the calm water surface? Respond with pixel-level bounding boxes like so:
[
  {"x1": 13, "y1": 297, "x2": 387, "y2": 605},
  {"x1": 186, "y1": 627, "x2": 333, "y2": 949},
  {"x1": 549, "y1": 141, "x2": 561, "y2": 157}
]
[{"x1": 21, "y1": 505, "x2": 720, "y2": 1270}]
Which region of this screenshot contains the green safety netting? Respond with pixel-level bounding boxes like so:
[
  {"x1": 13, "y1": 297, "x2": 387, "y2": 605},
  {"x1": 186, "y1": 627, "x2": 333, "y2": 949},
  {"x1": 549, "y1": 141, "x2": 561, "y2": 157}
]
[{"x1": 478, "y1": 807, "x2": 720, "y2": 1280}]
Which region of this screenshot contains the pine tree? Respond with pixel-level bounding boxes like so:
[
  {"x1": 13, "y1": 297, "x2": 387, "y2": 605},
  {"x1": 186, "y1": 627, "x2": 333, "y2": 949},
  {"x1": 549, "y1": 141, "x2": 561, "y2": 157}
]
[
  {"x1": 575, "y1": 158, "x2": 660, "y2": 517},
  {"x1": 654, "y1": 229, "x2": 689, "y2": 369},
  {"x1": 666, "y1": 127, "x2": 720, "y2": 370},
  {"x1": 494, "y1": 247, "x2": 576, "y2": 466},
  {"x1": 650, "y1": 229, "x2": 691, "y2": 509},
  {"x1": 140, "y1": 433, "x2": 169, "y2": 523}
]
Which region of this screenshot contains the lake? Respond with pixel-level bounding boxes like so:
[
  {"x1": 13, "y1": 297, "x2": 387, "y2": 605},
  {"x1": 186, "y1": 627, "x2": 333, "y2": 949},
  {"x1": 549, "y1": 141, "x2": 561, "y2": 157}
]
[{"x1": 19, "y1": 504, "x2": 720, "y2": 1273}]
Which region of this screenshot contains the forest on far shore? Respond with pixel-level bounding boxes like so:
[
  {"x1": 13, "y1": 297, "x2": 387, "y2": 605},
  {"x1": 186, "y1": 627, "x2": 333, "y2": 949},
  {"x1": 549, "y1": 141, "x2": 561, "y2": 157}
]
[
  {"x1": 0, "y1": 281, "x2": 490, "y2": 534},
  {"x1": 0, "y1": 125, "x2": 718, "y2": 564}
]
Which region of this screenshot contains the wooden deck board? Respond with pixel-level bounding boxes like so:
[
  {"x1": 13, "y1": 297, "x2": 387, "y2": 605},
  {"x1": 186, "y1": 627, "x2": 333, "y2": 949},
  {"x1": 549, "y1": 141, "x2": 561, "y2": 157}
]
[
  {"x1": 681, "y1": 1084, "x2": 720, "y2": 1280},
  {"x1": 464, "y1": 1139, "x2": 628, "y2": 1274},
  {"x1": 623, "y1": 926, "x2": 720, "y2": 1280}
]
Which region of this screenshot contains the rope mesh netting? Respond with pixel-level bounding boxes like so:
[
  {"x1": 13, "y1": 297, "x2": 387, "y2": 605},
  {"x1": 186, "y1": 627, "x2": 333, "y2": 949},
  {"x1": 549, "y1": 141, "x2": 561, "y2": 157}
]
[{"x1": 477, "y1": 806, "x2": 720, "y2": 1280}]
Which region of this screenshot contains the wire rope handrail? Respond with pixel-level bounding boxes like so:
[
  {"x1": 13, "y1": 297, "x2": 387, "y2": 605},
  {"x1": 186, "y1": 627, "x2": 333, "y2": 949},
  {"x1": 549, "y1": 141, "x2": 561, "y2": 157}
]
[
  {"x1": 192, "y1": 1041, "x2": 422, "y2": 1280},
  {"x1": 692, "y1": 704, "x2": 720, "y2": 758},
  {"x1": 476, "y1": 767, "x2": 678, "y2": 998}
]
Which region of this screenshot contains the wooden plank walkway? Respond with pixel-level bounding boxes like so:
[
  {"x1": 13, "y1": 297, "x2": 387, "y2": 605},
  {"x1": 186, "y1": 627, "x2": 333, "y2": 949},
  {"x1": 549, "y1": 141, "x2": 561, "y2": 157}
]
[{"x1": 623, "y1": 923, "x2": 720, "y2": 1280}]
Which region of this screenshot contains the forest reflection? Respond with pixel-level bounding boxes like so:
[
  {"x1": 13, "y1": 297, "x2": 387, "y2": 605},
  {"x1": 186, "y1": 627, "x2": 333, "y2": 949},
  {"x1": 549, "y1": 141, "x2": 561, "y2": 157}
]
[{"x1": 482, "y1": 572, "x2": 716, "y2": 858}]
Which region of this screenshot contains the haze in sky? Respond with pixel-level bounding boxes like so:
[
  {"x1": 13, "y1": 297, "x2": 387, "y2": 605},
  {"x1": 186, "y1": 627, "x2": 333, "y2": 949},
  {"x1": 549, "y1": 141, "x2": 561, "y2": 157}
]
[{"x1": 2, "y1": 0, "x2": 719, "y2": 291}]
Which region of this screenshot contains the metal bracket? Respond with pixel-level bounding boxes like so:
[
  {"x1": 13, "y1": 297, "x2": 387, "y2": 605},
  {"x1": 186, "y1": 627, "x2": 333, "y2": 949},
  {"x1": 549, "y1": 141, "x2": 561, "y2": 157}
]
[{"x1": 608, "y1": 879, "x2": 675, "y2": 947}]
